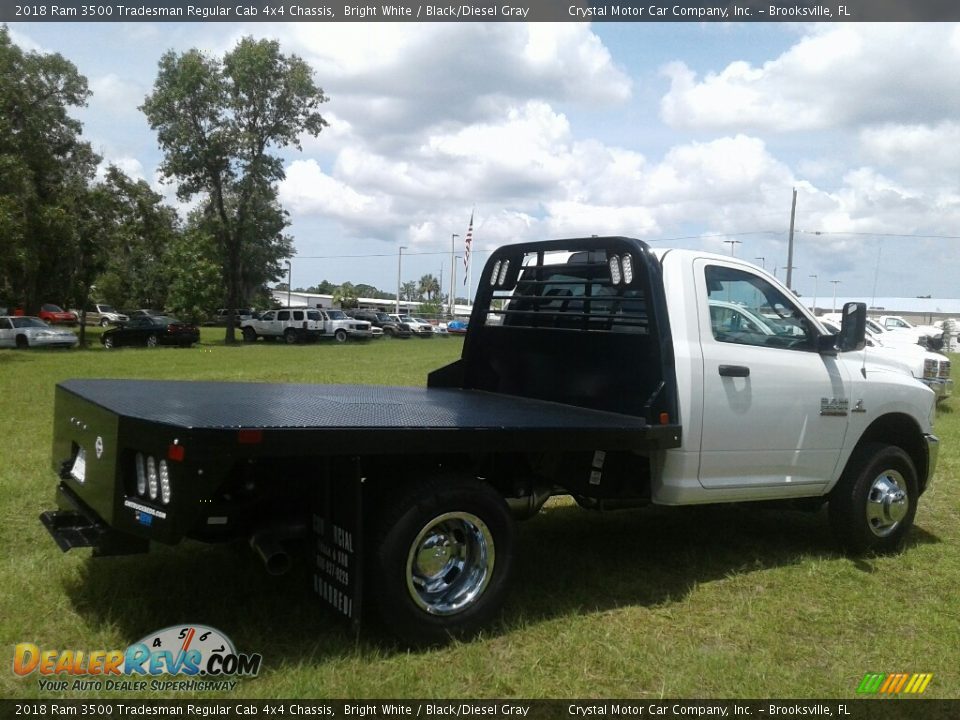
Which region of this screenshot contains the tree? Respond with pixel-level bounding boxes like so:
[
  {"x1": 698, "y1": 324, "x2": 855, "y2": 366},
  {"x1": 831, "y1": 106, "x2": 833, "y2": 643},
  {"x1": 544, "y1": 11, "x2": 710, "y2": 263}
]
[
  {"x1": 93, "y1": 166, "x2": 180, "y2": 311},
  {"x1": 164, "y1": 210, "x2": 224, "y2": 324},
  {"x1": 141, "y1": 36, "x2": 328, "y2": 342},
  {"x1": 400, "y1": 281, "x2": 418, "y2": 303},
  {"x1": 333, "y1": 282, "x2": 358, "y2": 309},
  {"x1": 0, "y1": 26, "x2": 99, "y2": 312},
  {"x1": 418, "y1": 274, "x2": 440, "y2": 302}
]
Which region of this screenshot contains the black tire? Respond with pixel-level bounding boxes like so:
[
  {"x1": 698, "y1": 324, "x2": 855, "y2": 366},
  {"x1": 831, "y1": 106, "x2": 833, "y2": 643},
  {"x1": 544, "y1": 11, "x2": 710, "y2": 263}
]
[
  {"x1": 368, "y1": 477, "x2": 516, "y2": 646},
  {"x1": 242, "y1": 327, "x2": 258, "y2": 343},
  {"x1": 102, "y1": 335, "x2": 115, "y2": 349},
  {"x1": 284, "y1": 329, "x2": 298, "y2": 345},
  {"x1": 146, "y1": 334, "x2": 159, "y2": 348},
  {"x1": 334, "y1": 328, "x2": 348, "y2": 343},
  {"x1": 384, "y1": 327, "x2": 396, "y2": 338},
  {"x1": 99, "y1": 318, "x2": 109, "y2": 327},
  {"x1": 829, "y1": 442, "x2": 918, "y2": 555},
  {"x1": 15, "y1": 335, "x2": 28, "y2": 349}
]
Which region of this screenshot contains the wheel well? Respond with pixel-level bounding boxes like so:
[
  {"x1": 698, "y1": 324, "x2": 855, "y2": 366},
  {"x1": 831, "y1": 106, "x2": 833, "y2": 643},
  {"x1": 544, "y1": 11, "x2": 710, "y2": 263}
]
[{"x1": 848, "y1": 413, "x2": 929, "y2": 494}]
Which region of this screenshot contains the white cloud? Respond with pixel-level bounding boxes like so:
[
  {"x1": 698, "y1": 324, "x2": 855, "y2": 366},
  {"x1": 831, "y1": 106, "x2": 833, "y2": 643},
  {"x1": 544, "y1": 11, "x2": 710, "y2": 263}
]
[{"x1": 660, "y1": 24, "x2": 960, "y2": 132}]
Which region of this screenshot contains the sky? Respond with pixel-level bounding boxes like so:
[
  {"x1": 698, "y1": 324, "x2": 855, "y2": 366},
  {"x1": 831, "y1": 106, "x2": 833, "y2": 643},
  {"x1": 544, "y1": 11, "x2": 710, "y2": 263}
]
[{"x1": 8, "y1": 20, "x2": 960, "y2": 302}]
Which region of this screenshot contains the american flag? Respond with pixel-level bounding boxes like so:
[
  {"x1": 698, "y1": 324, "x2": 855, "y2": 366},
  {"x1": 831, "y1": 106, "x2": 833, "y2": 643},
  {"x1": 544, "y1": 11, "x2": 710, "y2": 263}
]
[{"x1": 463, "y1": 211, "x2": 473, "y2": 283}]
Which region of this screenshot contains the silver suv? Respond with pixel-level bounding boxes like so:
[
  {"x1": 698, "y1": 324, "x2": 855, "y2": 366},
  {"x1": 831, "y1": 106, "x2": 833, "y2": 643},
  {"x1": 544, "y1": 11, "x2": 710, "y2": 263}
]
[{"x1": 85, "y1": 303, "x2": 129, "y2": 327}]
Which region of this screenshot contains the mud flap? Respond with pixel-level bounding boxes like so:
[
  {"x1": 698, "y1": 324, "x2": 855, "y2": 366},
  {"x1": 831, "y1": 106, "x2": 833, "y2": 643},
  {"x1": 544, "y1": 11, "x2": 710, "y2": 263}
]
[{"x1": 312, "y1": 459, "x2": 364, "y2": 630}]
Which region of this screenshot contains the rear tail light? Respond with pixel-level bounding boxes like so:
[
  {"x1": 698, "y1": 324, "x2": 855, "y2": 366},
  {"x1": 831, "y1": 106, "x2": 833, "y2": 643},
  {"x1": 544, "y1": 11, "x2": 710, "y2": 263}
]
[{"x1": 134, "y1": 453, "x2": 173, "y2": 504}]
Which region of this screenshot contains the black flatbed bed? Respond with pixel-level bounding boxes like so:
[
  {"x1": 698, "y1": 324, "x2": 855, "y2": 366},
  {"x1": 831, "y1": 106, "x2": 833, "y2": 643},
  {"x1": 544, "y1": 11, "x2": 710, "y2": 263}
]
[{"x1": 58, "y1": 379, "x2": 680, "y2": 453}]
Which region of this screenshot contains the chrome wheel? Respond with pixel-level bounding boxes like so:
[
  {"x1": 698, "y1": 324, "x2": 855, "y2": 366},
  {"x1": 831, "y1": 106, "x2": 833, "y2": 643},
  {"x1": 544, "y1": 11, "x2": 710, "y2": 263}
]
[
  {"x1": 866, "y1": 470, "x2": 909, "y2": 538},
  {"x1": 103, "y1": 336, "x2": 114, "y2": 349},
  {"x1": 406, "y1": 512, "x2": 494, "y2": 616},
  {"x1": 146, "y1": 335, "x2": 158, "y2": 348}
]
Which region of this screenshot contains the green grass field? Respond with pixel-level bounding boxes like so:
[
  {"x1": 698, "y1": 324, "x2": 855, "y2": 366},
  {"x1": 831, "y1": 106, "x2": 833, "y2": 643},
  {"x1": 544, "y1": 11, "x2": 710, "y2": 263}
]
[{"x1": 2, "y1": 332, "x2": 958, "y2": 700}]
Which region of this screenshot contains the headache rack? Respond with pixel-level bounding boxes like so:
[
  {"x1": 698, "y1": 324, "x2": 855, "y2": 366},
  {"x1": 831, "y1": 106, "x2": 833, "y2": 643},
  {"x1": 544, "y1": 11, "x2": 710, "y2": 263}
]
[{"x1": 430, "y1": 237, "x2": 679, "y2": 425}]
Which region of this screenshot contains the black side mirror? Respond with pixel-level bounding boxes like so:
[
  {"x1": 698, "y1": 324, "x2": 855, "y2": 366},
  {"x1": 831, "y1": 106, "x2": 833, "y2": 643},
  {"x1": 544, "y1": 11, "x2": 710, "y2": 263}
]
[{"x1": 837, "y1": 301, "x2": 867, "y2": 352}]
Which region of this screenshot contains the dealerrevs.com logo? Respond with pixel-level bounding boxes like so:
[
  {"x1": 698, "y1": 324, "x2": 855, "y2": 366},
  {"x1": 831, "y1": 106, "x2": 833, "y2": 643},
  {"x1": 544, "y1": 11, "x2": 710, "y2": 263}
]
[
  {"x1": 13, "y1": 624, "x2": 262, "y2": 692},
  {"x1": 857, "y1": 673, "x2": 933, "y2": 695}
]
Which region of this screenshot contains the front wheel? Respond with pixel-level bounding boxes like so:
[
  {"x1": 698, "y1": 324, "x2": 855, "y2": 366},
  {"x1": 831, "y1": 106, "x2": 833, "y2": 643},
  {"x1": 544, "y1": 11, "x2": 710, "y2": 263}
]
[
  {"x1": 102, "y1": 335, "x2": 115, "y2": 349},
  {"x1": 242, "y1": 327, "x2": 257, "y2": 343},
  {"x1": 99, "y1": 318, "x2": 109, "y2": 327},
  {"x1": 146, "y1": 334, "x2": 159, "y2": 348},
  {"x1": 368, "y1": 477, "x2": 515, "y2": 646},
  {"x1": 829, "y1": 442, "x2": 918, "y2": 555},
  {"x1": 15, "y1": 335, "x2": 29, "y2": 349},
  {"x1": 334, "y1": 329, "x2": 348, "y2": 343}
]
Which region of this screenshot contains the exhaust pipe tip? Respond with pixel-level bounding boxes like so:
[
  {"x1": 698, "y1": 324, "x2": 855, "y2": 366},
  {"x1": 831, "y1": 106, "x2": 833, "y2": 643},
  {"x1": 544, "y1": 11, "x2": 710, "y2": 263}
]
[{"x1": 250, "y1": 532, "x2": 292, "y2": 576}]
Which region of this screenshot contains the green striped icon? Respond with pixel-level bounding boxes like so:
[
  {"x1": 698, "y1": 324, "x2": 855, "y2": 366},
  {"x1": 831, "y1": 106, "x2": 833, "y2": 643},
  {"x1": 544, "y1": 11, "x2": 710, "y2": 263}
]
[{"x1": 857, "y1": 673, "x2": 933, "y2": 695}]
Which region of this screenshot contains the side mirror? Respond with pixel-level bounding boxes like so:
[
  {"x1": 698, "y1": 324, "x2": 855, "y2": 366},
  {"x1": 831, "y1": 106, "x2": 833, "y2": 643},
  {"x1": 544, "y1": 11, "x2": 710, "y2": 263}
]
[{"x1": 837, "y1": 301, "x2": 866, "y2": 352}]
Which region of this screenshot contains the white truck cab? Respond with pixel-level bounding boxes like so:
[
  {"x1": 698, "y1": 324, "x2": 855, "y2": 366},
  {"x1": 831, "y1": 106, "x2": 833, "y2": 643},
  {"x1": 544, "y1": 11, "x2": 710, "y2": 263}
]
[{"x1": 651, "y1": 249, "x2": 938, "y2": 536}]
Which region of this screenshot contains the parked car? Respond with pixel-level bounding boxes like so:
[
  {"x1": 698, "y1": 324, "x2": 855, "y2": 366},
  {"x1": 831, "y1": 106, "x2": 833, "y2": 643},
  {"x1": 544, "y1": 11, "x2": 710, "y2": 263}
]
[
  {"x1": 38, "y1": 304, "x2": 78, "y2": 326},
  {"x1": 390, "y1": 314, "x2": 434, "y2": 337},
  {"x1": 0, "y1": 316, "x2": 78, "y2": 349},
  {"x1": 100, "y1": 315, "x2": 199, "y2": 349},
  {"x1": 84, "y1": 303, "x2": 128, "y2": 327},
  {"x1": 447, "y1": 319, "x2": 469, "y2": 334},
  {"x1": 347, "y1": 310, "x2": 412, "y2": 338}
]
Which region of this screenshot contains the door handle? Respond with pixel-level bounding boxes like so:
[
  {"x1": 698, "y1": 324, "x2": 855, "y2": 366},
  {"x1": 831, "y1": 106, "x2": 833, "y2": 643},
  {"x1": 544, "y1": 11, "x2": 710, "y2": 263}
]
[{"x1": 718, "y1": 365, "x2": 750, "y2": 378}]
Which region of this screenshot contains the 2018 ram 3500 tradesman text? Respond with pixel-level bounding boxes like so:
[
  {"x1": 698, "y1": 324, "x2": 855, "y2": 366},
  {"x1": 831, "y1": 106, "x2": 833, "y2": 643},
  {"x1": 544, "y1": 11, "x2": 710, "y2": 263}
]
[{"x1": 41, "y1": 237, "x2": 939, "y2": 644}]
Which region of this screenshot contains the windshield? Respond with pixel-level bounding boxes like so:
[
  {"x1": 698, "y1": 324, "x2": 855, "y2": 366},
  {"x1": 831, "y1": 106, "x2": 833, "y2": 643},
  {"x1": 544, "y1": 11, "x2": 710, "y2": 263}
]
[
  {"x1": 41, "y1": 304, "x2": 64, "y2": 312},
  {"x1": 98, "y1": 304, "x2": 117, "y2": 313},
  {"x1": 326, "y1": 310, "x2": 347, "y2": 320},
  {"x1": 375, "y1": 313, "x2": 392, "y2": 322},
  {"x1": 13, "y1": 317, "x2": 48, "y2": 328}
]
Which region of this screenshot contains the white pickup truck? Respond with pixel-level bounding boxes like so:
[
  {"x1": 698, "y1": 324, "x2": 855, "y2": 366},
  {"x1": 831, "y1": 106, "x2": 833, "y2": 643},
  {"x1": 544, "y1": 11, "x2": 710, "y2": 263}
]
[
  {"x1": 42, "y1": 237, "x2": 939, "y2": 644},
  {"x1": 875, "y1": 314, "x2": 944, "y2": 350},
  {"x1": 318, "y1": 309, "x2": 374, "y2": 342}
]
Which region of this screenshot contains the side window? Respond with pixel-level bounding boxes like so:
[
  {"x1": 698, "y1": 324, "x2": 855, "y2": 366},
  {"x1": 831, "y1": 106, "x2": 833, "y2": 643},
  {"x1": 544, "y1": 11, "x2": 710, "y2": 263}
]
[
  {"x1": 307, "y1": 311, "x2": 320, "y2": 321},
  {"x1": 705, "y1": 265, "x2": 813, "y2": 350},
  {"x1": 260, "y1": 311, "x2": 275, "y2": 321},
  {"x1": 292, "y1": 311, "x2": 304, "y2": 321},
  {"x1": 277, "y1": 311, "x2": 290, "y2": 321},
  {"x1": 0, "y1": 318, "x2": 11, "y2": 330}
]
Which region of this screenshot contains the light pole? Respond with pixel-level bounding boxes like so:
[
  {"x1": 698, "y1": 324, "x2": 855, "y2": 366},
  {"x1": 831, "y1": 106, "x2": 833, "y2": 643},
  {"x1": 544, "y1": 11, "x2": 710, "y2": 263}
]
[
  {"x1": 285, "y1": 260, "x2": 292, "y2": 307},
  {"x1": 724, "y1": 240, "x2": 741, "y2": 256},
  {"x1": 450, "y1": 234, "x2": 459, "y2": 317},
  {"x1": 809, "y1": 274, "x2": 818, "y2": 314},
  {"x1": 450, "y1": 255, "x2": 461, "y2": 318},
  {"x1": 830, "y1": 280, "x2": 841, "y2": 313},
  {"x1": 396, "y1": 246, "x2": 407, "y2": 314},
  {"x1": 754, "y1": 256, "x2": 765, "y2": 269}
]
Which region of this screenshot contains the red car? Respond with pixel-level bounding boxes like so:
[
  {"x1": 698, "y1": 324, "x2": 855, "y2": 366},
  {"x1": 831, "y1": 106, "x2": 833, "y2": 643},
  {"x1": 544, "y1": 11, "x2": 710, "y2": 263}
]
[{"x1": 38, "y1": 304, "x2": 78, "y2": 326}]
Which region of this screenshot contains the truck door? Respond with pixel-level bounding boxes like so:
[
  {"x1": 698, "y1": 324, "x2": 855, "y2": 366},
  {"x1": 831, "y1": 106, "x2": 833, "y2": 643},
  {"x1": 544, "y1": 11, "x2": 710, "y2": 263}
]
[{"x1": 695, "y1": 259, "x2": 851, "y2": 492}]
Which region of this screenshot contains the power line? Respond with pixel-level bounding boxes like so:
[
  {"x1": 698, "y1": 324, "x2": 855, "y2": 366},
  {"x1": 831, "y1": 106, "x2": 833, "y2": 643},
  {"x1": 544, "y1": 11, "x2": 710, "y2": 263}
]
[{"x1": 797, "y1": 230, "x2": 960, "y2": 240}]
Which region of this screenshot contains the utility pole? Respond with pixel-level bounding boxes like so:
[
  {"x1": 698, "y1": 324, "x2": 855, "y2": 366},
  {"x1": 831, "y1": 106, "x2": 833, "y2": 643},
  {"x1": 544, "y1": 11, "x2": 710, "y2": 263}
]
[
  {"x1": 754, "y1": 256, "x2": 765, "y2": 269},
  {"x1": 786, "y1": 187, "x2": 797, "y2": 290},
  {"x1": 724, "y1": 239, "x2": 741, "y2": 256},
  {"x1": 395, "y1": 246, "x2": 406, "y2": 314},
  {"x1": 285, "y1": 260, "x2": 292, "y2": 307},
  {"x1": 808, "y1": 274, "x2": 818, "y2": 314}
]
